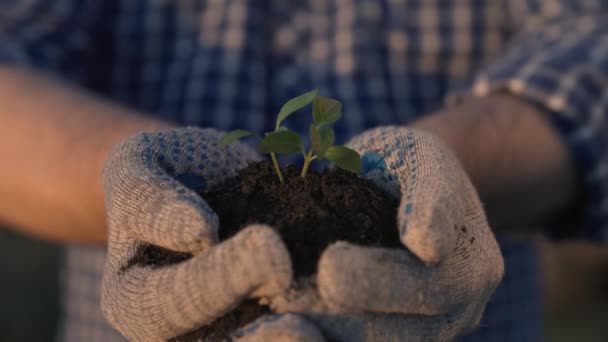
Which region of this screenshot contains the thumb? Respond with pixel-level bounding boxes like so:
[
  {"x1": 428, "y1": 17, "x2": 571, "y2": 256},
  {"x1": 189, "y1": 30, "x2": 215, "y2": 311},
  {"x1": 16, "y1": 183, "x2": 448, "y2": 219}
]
[
  {"x1": 103, "y1": 135, "x2": 219, "y2": 254},
  {"x1": 397, "y1": 129, "x2": 466, "y2": 265},
  {"x1": 350, "y1": 127, "x2": 464, "y2": 264}
]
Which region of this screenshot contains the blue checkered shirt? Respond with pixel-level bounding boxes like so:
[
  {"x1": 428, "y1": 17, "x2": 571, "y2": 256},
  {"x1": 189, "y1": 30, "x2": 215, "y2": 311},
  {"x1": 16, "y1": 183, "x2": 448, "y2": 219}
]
[{"x1": 2, "y1": 0, "x2": 608, "y2": 341}]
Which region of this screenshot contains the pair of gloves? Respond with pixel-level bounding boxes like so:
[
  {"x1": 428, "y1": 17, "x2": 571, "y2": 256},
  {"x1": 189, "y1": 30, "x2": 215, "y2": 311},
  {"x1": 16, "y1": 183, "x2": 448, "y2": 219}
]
[{"x1": 101, "y1": 126, "x2": 504, "y2": 341}]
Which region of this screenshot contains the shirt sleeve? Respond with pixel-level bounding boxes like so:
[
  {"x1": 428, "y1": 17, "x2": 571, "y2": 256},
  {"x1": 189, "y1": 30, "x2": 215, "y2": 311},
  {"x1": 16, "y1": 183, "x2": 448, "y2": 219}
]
[
  {"x1": 0, "y1": 0, "x2": 98, "y2": 71},
  {"x1": 450, "y1": 2, "x2": 608, "y2": 241}
]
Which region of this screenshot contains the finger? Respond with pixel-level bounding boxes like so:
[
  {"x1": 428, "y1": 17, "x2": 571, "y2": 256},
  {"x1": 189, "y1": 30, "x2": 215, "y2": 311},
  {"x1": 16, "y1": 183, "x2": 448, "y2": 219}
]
[
  {"x1": 349, "y1": 127, "x2": 462, "y2": 264},
  {"x1": 308, "y1": 311, "x2": 468, "y2": 342},
  {"x1": 104, "y1": 154, "x2": 219, "y2": 253},
  {"x1": 394, "y1": 129, "x2": 465, "y2": 265},
  {"x1": 103, "y1": 127, "x2": 258, "y2": 253},
  {"x1": 102, "y1": 225, "x2": 292, "y2": 341},
  {"x1": 232, "y1": 314, "x2": 325, "y2": 342},
  {"x1": 317, "y1": 242, "x2": 469, "y2": 316}
]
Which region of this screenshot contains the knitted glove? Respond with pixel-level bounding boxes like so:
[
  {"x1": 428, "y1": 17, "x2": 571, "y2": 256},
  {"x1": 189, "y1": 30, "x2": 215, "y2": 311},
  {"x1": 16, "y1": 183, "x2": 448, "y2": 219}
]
[
  {"x1": 269, "y1": 127, "x2": 505, "y2": 341},
  {"x1": 101, "y1": 128, "x2": 292, "y2": 341}
]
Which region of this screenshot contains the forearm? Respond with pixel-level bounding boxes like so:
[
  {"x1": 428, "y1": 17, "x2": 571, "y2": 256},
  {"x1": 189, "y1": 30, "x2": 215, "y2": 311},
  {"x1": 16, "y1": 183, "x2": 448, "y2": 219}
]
[
  {"x1": 0, "y1": 67, "x2": 175, "y2": 243},
  {"x1": 411, "y1": 94, "x2": 579, "y2": 231}
]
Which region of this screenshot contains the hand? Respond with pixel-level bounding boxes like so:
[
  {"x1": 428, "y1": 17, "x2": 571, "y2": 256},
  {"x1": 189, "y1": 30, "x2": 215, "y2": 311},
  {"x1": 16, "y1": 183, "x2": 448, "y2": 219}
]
[
  {"x1": 264, "y1": 127, "x2": 504, "y2": 341},
  {"x1": 101, "y1": 127, "x2": 293, "y2": 341},
  {"x1": 322, "y1": 127, "x2": 505, "y2": 340}
]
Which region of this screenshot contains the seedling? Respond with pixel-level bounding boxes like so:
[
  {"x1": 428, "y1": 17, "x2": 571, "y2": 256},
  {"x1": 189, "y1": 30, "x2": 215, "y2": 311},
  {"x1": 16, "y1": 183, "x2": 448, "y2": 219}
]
[{"x1": 218, "y1": 89, "x2": 362, "y2": 183}]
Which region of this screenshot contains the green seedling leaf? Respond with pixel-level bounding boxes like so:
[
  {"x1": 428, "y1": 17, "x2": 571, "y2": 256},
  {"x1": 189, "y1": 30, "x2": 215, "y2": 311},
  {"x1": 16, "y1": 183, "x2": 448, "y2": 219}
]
[
  {"x1": 309, "y1": 124, "x2": 335, "y2": 157},
  {"x1": 275, "y1": 89, "x2": 319, "y2": 129},
  {"x1": 325, "y1": 145, "x2": 362, "y2": 173},
  {"x1": 218, "y1": 129, "x2": 255, "y2": 147},
  {"x1": 257, "y1": 130, "x2": 303, "y2": 154},
  {"x1": 313, "y1": 96, "x2": 342, "y2": 125}
]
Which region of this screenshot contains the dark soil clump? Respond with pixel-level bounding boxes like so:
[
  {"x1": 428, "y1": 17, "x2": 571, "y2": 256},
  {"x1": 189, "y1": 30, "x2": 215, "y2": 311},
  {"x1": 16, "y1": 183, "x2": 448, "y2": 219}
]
[
  {"x1": 170, "y1": 300, "x2": 271, "y2": 342},
  {"x1": 205, "y1": 160, "x2": 400, "y2": 277},
  {"x1": 122, "y1": 245, "x2": 192, "y2": 272},
  {"x1": 127, "y1": 160, "x2": 399, "y2": 341}
]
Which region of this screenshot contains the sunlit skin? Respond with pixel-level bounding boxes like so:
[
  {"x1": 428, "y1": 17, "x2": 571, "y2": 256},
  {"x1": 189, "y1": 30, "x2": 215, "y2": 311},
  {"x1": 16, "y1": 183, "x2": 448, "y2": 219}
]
[
  {"x1": 0, "y1": 66, "x2": 577, "y2": 243},
  {"x1": 0, "y1": 67, "x2": 175, "y2": 243}
]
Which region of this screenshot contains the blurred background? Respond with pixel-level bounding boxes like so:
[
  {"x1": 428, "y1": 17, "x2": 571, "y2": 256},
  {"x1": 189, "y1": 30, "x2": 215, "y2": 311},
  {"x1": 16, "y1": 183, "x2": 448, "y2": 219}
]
[
  {"x1": 542, "y1": 240, "x2": 608, "y2": 341},
  {"x1": 0, "y1": 228, "x2": 60, "y2": 341},
  {"x1": 1, "y1": 227, "x2": 606, "y2": 341}
]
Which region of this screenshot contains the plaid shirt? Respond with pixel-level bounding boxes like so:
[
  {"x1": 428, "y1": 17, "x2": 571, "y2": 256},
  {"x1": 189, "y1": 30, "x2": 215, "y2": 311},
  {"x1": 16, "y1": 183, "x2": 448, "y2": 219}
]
[{"x1": 2, "y1": 0, "x2": 607, "y2": 341}]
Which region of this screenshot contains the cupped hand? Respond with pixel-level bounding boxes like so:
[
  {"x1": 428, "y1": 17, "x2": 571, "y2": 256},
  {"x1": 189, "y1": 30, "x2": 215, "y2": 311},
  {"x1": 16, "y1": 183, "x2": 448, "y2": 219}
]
[
  {"x1": 101, "y1": 128, "x2": 293, "y2": 341},
  {"x1": 315, "y1": 127, "x2": 504, "y2": 341},
  {"x1": 264, "y1": 127, "x2": 505, "y2": 342}
]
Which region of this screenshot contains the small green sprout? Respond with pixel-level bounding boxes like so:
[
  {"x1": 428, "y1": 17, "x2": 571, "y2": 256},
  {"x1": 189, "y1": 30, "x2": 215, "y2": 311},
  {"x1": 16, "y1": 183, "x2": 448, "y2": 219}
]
[{"x1": 218, "y1": 89, "x2": 362, "y2": 183}]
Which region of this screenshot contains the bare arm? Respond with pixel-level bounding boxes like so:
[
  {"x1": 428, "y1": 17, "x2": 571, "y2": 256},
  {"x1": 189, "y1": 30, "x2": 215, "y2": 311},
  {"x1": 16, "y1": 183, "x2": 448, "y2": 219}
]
[
  {"x1": 412, "y1": 94, "x2": 579, "y2": 231},
  {"x1": 0, "y1": 67, "x2": 174, "y2": 243}
]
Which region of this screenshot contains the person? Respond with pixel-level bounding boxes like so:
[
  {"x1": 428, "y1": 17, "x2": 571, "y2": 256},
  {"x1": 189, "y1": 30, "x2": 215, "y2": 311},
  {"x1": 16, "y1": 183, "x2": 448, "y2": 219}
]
[{"x1": 1, "y1": 0, "x2": 606, "y2": 341}]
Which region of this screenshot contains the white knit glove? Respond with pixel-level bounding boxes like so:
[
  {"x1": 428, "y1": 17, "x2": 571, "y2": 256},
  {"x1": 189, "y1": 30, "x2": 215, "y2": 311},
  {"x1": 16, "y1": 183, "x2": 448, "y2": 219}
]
[
  {"x1": 265, "y1": 127, "x2": 505, "y2": 341},
  {"x1": 101, "y1": 127, "x2": 293, "y2": 341}
]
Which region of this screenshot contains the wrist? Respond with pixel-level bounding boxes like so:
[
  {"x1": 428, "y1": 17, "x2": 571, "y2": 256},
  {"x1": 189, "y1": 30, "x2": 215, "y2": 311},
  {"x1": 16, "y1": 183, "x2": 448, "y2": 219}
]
[
  {"x1": 412, "y1": 93, "x2": 538, "y2": 152},
  {"x1": 410, "y1": 94, "x2": 530, "y2": 181},
  {"x1": 411, "y1": 94, "x2": 579, "y2": 230}
]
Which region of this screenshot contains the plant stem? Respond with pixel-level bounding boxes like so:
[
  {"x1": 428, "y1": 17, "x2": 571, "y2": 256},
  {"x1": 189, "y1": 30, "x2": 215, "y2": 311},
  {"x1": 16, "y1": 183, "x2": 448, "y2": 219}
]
[
  {"x1": 270, "y1": 152, "x2": 284, "y2": 183},
  {"x1": 301, "y1": 149, "x2": 315, "y2": 178}
]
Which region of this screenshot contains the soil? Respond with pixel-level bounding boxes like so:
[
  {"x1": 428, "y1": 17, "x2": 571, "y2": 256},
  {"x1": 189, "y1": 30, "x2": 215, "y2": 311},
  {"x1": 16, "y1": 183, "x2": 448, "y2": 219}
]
[
  {"x1": 126, "y1": 160, "x2": 399, "y2": 341},
  {"x1": 169, "y1": 300, "x2": 271, "y2": 342}
]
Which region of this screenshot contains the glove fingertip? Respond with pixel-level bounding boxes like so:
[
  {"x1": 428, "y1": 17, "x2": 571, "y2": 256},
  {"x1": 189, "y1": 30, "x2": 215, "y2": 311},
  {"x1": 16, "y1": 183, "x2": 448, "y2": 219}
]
[
  {"x1": 400, "y1": 222, "x2": 454, "y2": 266},
  {"x1": 138, "y1": 195, "x2": 220, "y2": 253},
  {"x1": 239, "y1": 225, "x2": 293, "y2": 297},
  {"x1": 398, "y1": 200, "x2": 458, "y2": 265}
]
